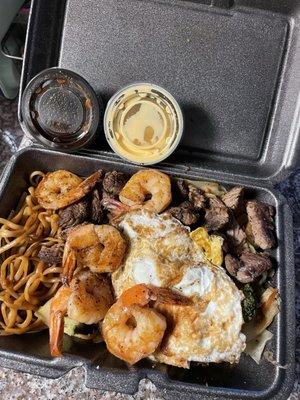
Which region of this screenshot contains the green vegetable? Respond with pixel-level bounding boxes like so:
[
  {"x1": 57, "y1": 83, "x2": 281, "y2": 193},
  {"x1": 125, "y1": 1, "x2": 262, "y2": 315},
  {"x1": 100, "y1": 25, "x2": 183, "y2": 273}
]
[
  {"x1": 35, "y1": 299, "x2": 101, "y2": 341},
  {"x1": 242, "y1": 284, "x2": 259, "y2": 323},
  {"x1": 35, "y1": 299, "x2": 81, "y2": 336}
]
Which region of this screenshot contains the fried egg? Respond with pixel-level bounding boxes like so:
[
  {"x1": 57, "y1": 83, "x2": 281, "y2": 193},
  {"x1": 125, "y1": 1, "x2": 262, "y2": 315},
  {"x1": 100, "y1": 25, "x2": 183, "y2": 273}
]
[
  {"x1": 113, "y1": 210, "x2": 246, "y2": 368},
  {"x1": 112, "y1": 210, "x2": 205, "y2": 296}
]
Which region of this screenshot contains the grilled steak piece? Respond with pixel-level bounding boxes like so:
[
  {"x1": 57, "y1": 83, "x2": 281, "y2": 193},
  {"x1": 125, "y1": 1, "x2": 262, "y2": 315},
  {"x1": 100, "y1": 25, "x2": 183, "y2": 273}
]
[
  {"x1": 102, "y1": 190, "x2": 111, "y2": 201},
  {"x1": 38, "y1": 243, "x2": 64, "y2": 265},
  {"x1": 188, "y1": 185, "x2": 206, "y2": 210},
  {"x1": 226, "y1": 218, "x2": 247, "y2": 251},
  {"x1": 222, "y1": 187, "x2": 244, "y2": 213},
  {"x1": 103, "y1": 171, "x2": 128, "y2": 197},
  {"x1": 225, "y1": 252, "x2": 272, "y2": 283},
  {"x1": 224, "y1": 254, "x2": 240, "y2": 277},
  {"x1": 237, "y1": 253, "x2": 273, "y2": 283},
  {"x1": 58, "y1": 187, "x2": 105, "y2": 228},
  {"x1": 58, "y1": 197, "x2": 89, "y2": 229},
  {"x1": 246, "y1": 200, "x2": 276, "y2": 249},
  {"x1": 204, "y1": 196, "x2": 230, "y2": 232},
  {"x1": 176, "y1": 179, "x2": 189, "y2": 199},
  {"x1": 167, "y1": 201, "x2": 199, "y2": 226},
  {"x1": 90, "y1": 188, "x2": 104, "y2": 224},
  {"x1": 176, "y1": 179, "x2": 206, "y2": 210}
]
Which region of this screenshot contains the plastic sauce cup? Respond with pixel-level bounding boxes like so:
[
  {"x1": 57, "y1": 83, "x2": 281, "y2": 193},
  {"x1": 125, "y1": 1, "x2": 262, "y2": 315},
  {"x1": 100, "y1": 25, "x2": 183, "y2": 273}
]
[{"x1": 104, "y1": 83, "x2": 183, "y2": 165}]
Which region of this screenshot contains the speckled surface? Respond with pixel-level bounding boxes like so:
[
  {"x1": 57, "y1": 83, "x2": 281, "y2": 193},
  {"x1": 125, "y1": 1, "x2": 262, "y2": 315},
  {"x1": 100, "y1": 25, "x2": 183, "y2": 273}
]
[
  {"x1": 0, "y1": 97, "x2": 299, "y2": 398},
  {"x1": 0, "y1": 367, "x2": 165, "y2": 400}
]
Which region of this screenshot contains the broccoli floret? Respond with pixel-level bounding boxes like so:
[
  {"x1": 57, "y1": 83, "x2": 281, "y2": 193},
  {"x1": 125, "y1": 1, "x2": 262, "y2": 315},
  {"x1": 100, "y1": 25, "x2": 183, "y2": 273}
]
[{"x1": 242, "y1": 284, "x2": 259, "y2": 322}]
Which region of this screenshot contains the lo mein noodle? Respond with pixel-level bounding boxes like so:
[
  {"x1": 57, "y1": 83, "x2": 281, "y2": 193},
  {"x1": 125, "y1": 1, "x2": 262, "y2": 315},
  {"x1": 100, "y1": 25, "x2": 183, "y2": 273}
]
[{"x1": 0, "y1": 171, "x2": 63, "y2": 335}]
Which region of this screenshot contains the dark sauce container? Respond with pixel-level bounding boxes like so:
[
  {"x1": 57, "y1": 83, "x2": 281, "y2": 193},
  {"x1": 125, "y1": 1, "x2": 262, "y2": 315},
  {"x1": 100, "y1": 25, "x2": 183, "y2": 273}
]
[{"x1": 20, "y1": 68, "x2": 102, "y2": 150}]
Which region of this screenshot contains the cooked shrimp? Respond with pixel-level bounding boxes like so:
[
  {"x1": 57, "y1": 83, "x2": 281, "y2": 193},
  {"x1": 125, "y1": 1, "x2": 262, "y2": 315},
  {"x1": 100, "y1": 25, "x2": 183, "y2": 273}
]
[
  {"x1": 50, "y1": 270, "x2": 113, "y2": 357},
  {"x1": 102, "y1": 284, "x2": 189, "y2": 364},
  {"x1": 101, "y1": 197, "x2": 132, "y2": 220},
  {"x1": 35, "y1": 170, "x2": 103, "y2": 210},
  {"x1": 120, "y1": 284, "x2": 190, "y2": 307},
  {"x1": 62, "y1": 224, "x2": 126, "y2": 283},
  {"x1": 119, "y1": 169, "x2": 172, "y2": 213}
]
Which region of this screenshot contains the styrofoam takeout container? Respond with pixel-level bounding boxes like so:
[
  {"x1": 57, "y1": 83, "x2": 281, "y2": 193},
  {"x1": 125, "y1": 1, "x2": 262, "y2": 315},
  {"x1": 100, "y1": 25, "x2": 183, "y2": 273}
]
[{"x1": 2, "y1": 0, "x2": 298, "y2": 398}]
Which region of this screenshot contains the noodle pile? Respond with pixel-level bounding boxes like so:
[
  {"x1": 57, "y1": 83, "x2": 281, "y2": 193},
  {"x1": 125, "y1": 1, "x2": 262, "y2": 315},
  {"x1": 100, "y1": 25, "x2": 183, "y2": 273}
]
[{"x1": 0, "y1": 171, "x2": 63, "y2": 335}]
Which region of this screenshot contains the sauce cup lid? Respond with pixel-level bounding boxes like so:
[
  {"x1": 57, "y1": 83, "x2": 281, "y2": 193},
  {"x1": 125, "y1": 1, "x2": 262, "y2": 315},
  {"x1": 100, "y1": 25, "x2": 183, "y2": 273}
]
[
  {"x1": 104, "y1": 83, "x2": 183, "y2": 165},
  {"x1": 20, "y1": 68, "x2": 102, "y2": 151}
]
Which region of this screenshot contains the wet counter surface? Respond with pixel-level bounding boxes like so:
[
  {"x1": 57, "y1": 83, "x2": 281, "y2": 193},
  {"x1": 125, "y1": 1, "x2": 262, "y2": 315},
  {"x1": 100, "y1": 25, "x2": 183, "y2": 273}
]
[{"x1": 0, "y1": 97, "x2": 299, "y2": 399}]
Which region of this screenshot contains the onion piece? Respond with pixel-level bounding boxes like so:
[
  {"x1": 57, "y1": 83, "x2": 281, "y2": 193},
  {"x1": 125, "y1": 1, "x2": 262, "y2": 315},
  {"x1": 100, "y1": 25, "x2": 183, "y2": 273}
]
[{"x1": 244, "y1": 329, "x2": 273, "y2": 364}]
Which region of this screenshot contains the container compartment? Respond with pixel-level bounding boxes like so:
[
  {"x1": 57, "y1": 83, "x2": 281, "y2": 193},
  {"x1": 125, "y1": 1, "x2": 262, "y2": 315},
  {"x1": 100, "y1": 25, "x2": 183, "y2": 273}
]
[
  {"x1": 0, "y1": 147, "x2": 294, "y2": 399},
  {"x1": 15, "y1": 0, "x2": 298, "y2": 397},
  {"x1": 21, "y1": 0, "x2": 300, "y2": 181},
  {"x1": 60, "y1": 0, "x2": 287, "y2": 161}
]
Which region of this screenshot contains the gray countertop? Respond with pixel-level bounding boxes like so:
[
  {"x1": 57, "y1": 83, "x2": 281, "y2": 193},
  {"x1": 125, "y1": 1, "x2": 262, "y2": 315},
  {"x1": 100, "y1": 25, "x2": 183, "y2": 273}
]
[
  {"x1": 0, "y1": 366, "x2": 164, "y2": 400},
  {"x1": 0, "y1": 97, "x2": 299, "y2": 399}
]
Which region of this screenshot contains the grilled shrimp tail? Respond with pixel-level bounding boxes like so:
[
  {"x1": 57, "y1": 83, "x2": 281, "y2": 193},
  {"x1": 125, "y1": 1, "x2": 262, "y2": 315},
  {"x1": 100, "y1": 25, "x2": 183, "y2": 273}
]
[
  {"x1": 62, "y1": 245, "x2": 77, "y2": 285},
  {"x1": 50, "y1": 310, "x2": 65, "y2": 357},
  {"x1": 49, "y1": 286, "x2": 71, "y2": 357}
]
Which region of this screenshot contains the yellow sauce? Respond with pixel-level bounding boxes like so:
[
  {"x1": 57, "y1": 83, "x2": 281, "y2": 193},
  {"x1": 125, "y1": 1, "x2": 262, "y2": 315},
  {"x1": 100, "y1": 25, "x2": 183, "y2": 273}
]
[{"x1": 105, "y1": 84, "x2": 183, "y2": 164}]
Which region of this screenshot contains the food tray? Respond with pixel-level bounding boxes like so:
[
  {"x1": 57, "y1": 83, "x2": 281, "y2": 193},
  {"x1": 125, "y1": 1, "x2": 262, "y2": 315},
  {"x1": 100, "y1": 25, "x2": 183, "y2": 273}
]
[
  {"x1": 10, "y1": 0, "x2": 299, "y2": 398},
  {"x1": 0, "y1": 146, "x2": 295, "y2": 399}
]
